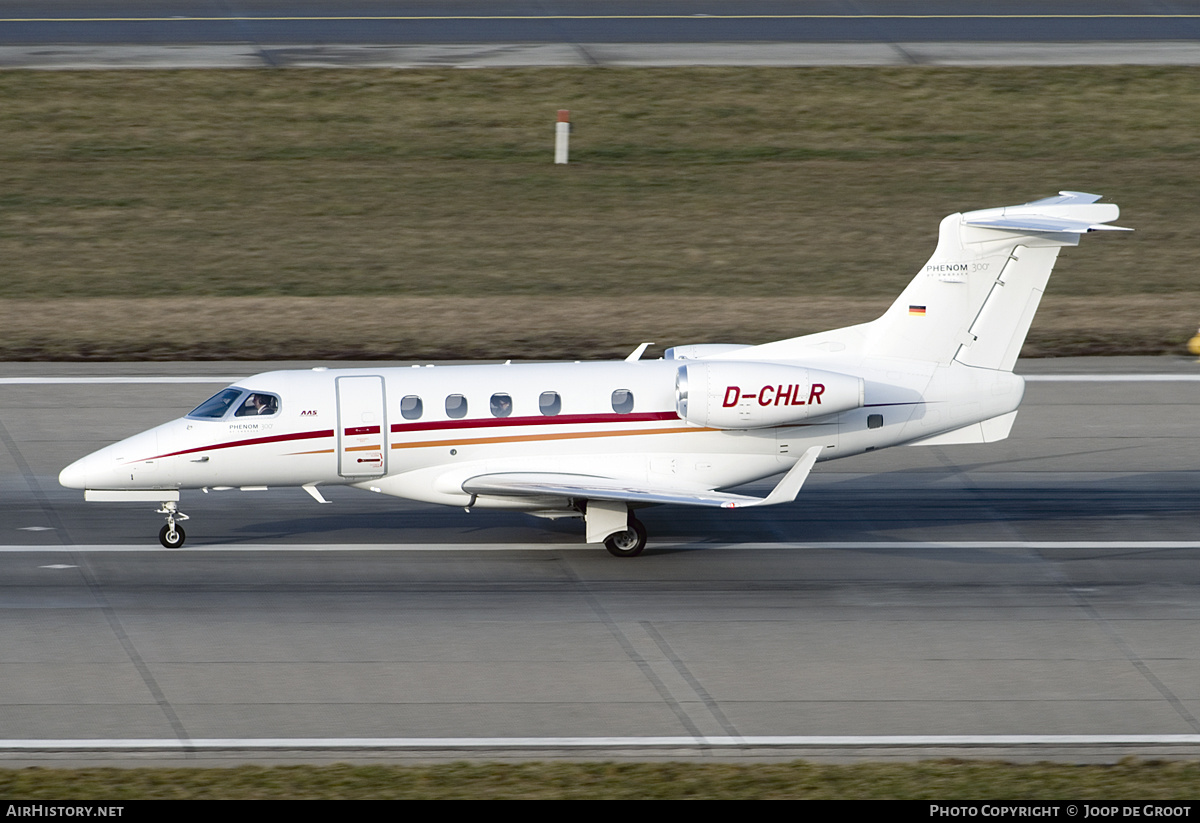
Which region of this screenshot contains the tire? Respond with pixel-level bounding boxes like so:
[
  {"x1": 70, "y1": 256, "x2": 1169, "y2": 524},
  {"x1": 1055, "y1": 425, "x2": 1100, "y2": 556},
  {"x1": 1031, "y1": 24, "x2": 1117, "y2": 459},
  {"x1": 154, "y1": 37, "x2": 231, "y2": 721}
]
[
  {"x1": 604, "y1": 517, "x2": 647, "y2": 558},
  {"x1": 159, "y1": 523, "x2": 186, "y2": 549}
]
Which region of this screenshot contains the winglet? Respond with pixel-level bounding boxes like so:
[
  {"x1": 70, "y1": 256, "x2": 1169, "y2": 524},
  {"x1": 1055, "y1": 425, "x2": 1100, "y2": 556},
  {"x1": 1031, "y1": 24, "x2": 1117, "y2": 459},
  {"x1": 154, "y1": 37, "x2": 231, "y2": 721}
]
[
  {"x1": 625, "y1": 342, "x2": 654, "y2": 362},
  {"x1": 722, "y1": 445, "x2": 823, "y2": 509}
]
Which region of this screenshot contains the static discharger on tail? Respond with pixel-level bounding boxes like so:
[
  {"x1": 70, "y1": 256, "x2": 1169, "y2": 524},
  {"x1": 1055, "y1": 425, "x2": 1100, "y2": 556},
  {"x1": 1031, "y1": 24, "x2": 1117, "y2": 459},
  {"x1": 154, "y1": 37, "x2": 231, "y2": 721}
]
[{"x1": 60, "y1": 192, "x2": 1129, "y2": 556}]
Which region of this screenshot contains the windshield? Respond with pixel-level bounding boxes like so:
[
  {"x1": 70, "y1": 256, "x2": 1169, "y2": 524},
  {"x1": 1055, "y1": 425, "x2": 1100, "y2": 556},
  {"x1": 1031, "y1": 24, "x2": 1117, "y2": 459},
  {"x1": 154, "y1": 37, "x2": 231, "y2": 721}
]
[
  {"x1": 234, "y1": 392, "x2": 280, "y2": 417},
  {"x1": 187, "y1": 388, "x2": 246, "y2": 420}
]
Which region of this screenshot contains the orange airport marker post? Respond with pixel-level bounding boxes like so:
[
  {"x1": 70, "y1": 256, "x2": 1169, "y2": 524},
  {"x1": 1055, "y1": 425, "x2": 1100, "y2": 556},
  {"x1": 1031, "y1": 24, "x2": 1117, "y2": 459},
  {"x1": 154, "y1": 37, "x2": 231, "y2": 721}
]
[{"x1": 555, "y1": 109, "x2": 570, "y2": 164}]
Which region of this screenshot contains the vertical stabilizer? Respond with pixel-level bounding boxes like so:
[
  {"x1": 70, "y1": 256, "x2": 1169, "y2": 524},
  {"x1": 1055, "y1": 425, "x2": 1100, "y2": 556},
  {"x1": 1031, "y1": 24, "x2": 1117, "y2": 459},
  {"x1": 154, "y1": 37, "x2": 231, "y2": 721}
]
[{"x1": 863, "y1": 192, "x2": 1128, "y2": 371}]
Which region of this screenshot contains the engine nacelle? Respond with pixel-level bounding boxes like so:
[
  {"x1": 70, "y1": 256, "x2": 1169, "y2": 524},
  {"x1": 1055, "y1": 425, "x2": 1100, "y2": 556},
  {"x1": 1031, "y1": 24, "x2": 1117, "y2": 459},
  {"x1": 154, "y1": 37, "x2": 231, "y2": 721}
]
[{"x1": 675, "y1": 362, "x2": 864, "y2": 429}]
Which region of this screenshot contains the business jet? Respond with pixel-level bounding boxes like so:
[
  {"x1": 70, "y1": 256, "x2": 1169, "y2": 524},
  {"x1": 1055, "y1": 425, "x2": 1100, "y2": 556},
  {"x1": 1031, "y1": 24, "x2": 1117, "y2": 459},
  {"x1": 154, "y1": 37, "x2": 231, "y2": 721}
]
[{"x1": 59, "y1": 192, "x2": 1127, "y2": 556}]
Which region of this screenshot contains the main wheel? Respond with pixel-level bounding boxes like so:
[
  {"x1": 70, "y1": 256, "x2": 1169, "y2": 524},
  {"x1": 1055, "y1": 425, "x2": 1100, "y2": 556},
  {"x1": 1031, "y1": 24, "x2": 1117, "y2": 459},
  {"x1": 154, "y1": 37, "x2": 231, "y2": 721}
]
[
  {"x1": 604, "y1": 517, "x2": 647, "y2": 558},
  {"x1": 159, "y1": 523, "x2": 186, "y2": 549}
]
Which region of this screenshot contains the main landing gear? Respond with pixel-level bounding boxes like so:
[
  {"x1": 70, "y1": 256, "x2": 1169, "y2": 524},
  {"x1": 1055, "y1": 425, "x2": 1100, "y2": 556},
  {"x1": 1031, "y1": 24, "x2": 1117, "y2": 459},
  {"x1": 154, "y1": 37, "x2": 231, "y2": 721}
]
[
  {"x1": 604, "y1": 516, "x2": 647, "y2": 558},
  {"x1": 156, "y1": 501, "x2": 189, "y2": 548},
  {"x1": 582, "y1": 499, "x2": 649, "y2": 558}
]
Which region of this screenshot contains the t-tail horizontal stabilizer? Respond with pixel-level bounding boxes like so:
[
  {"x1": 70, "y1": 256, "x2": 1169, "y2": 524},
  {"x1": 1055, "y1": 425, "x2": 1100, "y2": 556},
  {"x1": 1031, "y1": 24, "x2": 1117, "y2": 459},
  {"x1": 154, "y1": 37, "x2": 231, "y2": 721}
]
[{"x1": 964, "y1": 191, "x2": 1131, "y2": 234}]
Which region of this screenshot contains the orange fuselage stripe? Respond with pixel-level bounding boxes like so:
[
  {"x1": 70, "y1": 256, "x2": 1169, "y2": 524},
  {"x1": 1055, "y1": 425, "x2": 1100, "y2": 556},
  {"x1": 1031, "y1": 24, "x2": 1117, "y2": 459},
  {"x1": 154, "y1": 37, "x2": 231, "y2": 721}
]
[
  {"x1": 390, "y1": 425, "x2": 713, "y2": 450},
  {"x1": 285, "y1": 425, "x2": 717, "y2": 456}
]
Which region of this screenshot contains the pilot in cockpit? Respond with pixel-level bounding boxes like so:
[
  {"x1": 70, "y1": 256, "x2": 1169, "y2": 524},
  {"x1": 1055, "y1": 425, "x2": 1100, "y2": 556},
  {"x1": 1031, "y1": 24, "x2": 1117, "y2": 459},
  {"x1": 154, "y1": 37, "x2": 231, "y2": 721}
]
[{"x1": 236, "y1": 393, "x2": 277, "y2": 417}]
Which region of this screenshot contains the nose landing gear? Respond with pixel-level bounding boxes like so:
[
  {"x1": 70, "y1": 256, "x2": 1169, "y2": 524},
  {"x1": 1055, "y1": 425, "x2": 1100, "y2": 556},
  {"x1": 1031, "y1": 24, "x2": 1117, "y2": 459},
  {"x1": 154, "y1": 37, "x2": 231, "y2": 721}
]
[{"x1": 156, "y1": 501, "x2": 189, "y2": 548}]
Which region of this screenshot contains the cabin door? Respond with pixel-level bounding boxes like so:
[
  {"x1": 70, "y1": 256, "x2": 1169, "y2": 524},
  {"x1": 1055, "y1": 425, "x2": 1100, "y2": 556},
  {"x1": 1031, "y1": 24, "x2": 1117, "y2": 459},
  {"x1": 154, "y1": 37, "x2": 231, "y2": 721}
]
[{"x1": 336, "y1": 375, "x2": 387, "y2": 478}]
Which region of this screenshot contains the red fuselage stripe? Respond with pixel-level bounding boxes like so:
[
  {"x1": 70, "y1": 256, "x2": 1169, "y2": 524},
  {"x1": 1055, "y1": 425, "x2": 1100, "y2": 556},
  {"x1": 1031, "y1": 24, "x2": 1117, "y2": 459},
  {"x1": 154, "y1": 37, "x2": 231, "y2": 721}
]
[
  {"x1": 134, "y1": 412, "x2": 684, "y2": 463},
  {"x1": 391, "y1": 411, "x2": 678, "y2": 433},
  {"x1": 139, "y1": 429, "x2": 336, "y2": 461},
  {"x1": 344, "y1": 425, "x2": 381, "y2": 436}
]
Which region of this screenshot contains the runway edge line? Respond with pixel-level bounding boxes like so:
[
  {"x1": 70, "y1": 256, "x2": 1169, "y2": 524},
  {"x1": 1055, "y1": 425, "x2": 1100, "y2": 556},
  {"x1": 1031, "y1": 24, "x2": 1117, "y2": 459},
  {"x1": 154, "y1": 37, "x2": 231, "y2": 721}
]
[{"x1": 4, "y1": 734, "x2": 1200, "y2": 751}]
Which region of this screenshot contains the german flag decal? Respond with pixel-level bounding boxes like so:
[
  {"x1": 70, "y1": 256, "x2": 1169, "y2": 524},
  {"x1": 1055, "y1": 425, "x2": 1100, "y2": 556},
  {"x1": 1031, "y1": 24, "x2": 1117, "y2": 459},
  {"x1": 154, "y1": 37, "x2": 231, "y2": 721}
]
[{"x1": 909, "y1": 305, "x2": 927, "y2": 316}]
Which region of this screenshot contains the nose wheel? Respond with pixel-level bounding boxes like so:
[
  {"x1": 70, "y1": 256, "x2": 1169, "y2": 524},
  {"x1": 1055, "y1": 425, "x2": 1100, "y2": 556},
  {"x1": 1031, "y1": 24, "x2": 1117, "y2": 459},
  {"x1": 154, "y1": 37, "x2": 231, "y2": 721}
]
[
  {"x1": 159, "y1": 523, "x2": 186, "y2": 548},
  {"x1": 156, "y1": 501, "x2": 189, "y2": 548}
]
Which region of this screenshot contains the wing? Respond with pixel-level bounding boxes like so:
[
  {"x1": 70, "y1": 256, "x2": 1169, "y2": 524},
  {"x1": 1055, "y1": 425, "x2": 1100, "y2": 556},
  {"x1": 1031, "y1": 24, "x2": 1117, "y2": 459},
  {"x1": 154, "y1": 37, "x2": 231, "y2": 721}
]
[{"x1": 462, "y1": 445, "x2": 822, "y2": 510}]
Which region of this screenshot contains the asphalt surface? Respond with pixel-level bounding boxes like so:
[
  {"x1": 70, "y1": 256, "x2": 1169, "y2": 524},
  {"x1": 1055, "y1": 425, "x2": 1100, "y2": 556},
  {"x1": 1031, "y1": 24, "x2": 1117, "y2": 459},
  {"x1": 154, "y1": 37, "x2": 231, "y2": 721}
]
[
  {"x1": 3, "y1": 1, "x2": 1200, "y2": 67},
  {"x1": 4, "y1": 1, "x2": 1200, "y2": 44},
  {"x1": 2, "y1": 357, "x2": 1199, "y2": 763},
  {"x1": 4, "y1": 0, "x2": 1199, "y2": 773}
]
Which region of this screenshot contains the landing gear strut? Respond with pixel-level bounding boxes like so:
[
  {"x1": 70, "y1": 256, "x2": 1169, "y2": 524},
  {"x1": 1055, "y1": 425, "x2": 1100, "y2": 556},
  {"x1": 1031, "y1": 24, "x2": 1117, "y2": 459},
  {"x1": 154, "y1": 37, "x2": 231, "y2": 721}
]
[
  {"x1": 156, "y1": 501, "x2": 189, "y2": 548},
  {"x1": 604, "y1": 516, "x2": 647, "y2": 558}
]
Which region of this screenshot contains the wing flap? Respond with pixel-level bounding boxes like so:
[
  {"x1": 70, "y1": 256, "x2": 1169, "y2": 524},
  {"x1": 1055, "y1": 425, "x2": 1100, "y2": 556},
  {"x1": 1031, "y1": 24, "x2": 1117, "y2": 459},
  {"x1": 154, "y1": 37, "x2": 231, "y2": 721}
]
[{"x1": 462, "y1": 446, "x2": 822, "y2": 510}]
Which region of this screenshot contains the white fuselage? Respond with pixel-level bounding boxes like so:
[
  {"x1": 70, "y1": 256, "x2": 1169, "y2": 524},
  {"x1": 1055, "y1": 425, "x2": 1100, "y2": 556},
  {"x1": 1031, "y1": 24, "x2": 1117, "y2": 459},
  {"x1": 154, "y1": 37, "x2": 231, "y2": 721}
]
[
  {"x1": 59, "y1": 357, "x2": 1024, "y2": 511},
  {"x1": 56, "y1": 191, "x2": 1125, "y2": 553}
]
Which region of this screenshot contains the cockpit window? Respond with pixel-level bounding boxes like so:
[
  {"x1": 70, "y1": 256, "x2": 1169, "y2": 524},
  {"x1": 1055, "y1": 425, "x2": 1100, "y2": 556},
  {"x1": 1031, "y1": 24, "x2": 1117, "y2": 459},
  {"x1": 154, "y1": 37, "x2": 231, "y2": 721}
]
[
  {"x1": 234, "y1": 392, "x2": 280, "y2": 417},
  {"x1": 187, "y1": 388, "x2": 245, "y2": 420}
]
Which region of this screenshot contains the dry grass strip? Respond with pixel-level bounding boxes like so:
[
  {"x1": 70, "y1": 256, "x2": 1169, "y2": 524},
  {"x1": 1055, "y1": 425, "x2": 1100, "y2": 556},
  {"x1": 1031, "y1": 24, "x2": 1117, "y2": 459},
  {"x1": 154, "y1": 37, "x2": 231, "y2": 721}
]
[{"x1": 2, "y1": 294, "x2": 1194, "y2": 361}]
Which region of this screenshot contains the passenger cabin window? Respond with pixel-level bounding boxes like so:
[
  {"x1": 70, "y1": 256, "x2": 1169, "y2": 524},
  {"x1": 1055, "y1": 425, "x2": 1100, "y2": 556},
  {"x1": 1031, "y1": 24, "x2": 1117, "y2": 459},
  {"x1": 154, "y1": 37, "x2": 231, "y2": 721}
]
[
  {"x1": 611, "y1": 389, "x2": 635, "y2": 414},
  {"x1": 187, "y1": 388, "x2": 245, "y2": 420},
  {"x1": 539, "y1": 391, "x2": 562, "y2": 416},
  {"x1": 490, "y1": 393, "x2": 513, "y2": 418},
  {"x1": 234, "y1": 392, "x2": 280, "y2": 417},
  {"x1": 401, "y1": 395, "x2": 423, "y2": 420},
  {"x1": 445, "y1": 394, "x2": 468, "y2": 419}
]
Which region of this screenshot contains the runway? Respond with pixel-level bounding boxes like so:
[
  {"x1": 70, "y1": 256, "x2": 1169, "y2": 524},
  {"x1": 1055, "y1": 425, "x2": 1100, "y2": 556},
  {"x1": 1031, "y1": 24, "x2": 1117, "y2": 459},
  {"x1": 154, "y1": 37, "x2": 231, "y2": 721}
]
[
  {"x1": 1, "y1": 357, "x2": 1199, "y2": 764},
  {"x1": 2, "y1": 0, "x2": 1200, "y2": 67},
  {"x1": 4, "y1": 1, "x2": 1200, "y2": 44}
]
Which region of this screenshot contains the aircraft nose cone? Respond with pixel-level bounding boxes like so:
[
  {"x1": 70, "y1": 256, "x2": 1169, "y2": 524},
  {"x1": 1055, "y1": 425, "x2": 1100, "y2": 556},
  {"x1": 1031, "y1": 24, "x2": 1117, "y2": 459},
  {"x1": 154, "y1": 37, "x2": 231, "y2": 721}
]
[
  {"x1": 59, "y1": 455, "x2": 93, "y2": 489},
  {"x1": 60, "y1": 428, "x2": 167, "y2": 491}
]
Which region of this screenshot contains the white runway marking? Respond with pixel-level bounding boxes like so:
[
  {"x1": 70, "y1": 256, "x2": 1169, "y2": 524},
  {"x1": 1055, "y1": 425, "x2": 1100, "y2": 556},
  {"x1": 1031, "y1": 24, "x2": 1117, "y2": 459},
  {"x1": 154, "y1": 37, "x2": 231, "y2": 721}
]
[
  {"x1": 2, "y1": 735, "x2": 1200, "y2": 751},
  {"x1": 0, "y1": 376, "x2": 245, "y2": 384},
  {"x1": 2, "y1": 373, "x2": 1196, "y2": 385},
  {"x1": 1022, "y1": 374, "x2": 1200, "y2": 382},
  {"x1": 4, "y1": 541, "x2": 1200, "y2": 552}
]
